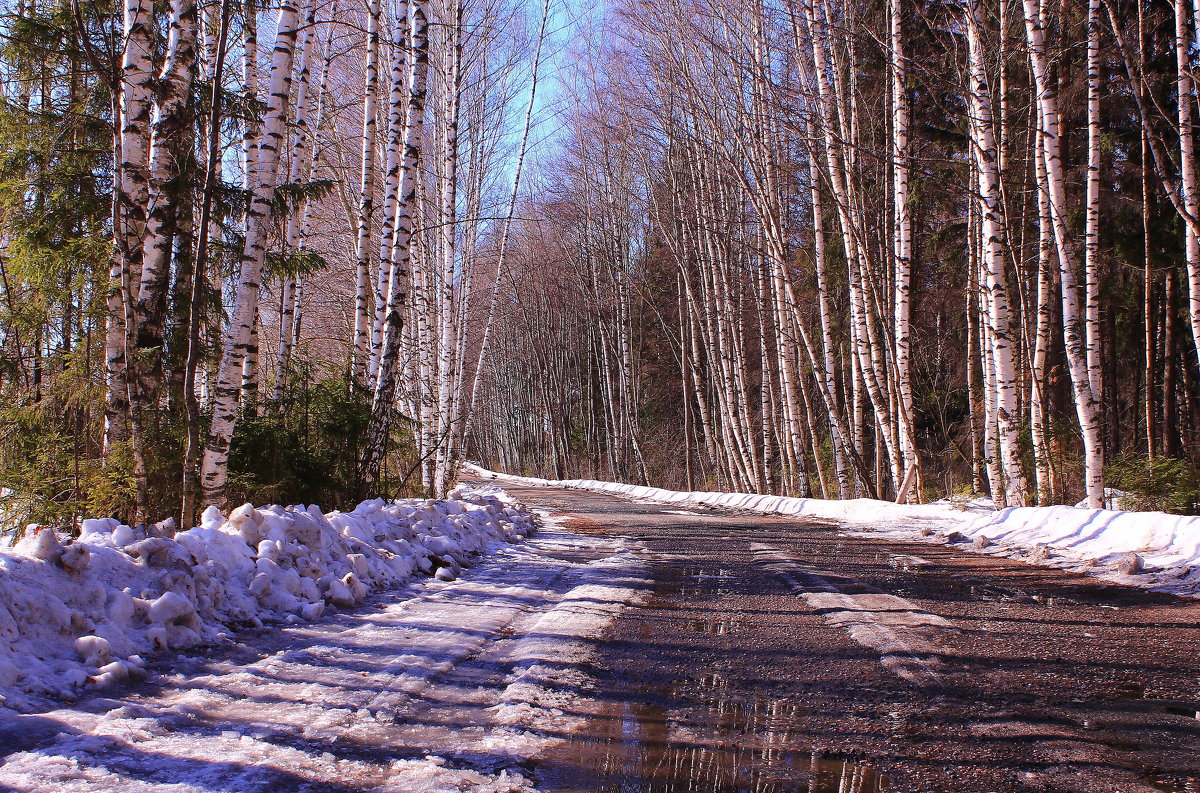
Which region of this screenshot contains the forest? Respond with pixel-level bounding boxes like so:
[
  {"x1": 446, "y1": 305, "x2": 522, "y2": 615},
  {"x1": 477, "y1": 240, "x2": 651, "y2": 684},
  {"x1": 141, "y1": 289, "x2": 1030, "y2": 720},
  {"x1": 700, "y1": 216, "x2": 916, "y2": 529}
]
[
  {"x1": 1, "y1": 0, "x2": 1199, "y2": 534},
  {"x1": 469, "y1": 0, "x2": 1200, "y2": 512}
]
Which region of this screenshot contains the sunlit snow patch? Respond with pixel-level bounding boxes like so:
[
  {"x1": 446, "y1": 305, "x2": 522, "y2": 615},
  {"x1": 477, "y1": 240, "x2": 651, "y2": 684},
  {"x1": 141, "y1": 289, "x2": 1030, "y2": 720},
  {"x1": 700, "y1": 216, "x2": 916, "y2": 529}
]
[{"x1": 0, "y1": 484, "x2": 537, "y2": 711}]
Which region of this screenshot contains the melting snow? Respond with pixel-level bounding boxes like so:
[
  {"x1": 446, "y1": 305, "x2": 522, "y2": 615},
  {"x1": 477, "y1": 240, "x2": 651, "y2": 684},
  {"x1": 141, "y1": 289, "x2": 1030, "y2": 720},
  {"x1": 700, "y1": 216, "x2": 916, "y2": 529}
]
[
  {"x1": 0, "y1": 497, "x2": 648, "y2": 792},
  {"x1": 0, "y1": 484, "x2": 535, "y2": 712}
]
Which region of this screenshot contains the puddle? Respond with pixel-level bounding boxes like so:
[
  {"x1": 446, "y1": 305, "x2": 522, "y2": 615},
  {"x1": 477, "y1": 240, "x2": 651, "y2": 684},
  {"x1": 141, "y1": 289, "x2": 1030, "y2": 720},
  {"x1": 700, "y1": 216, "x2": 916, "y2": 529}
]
[
  {"x1": 686, "y1": 616, "x2": 739, "y2": 635},
  {"x1": 534, "y1": 542, "x2": 891, "y2": 792},
  {"x1": 657, "y1": 565, "x2": 739, "y2": 599},
  {"x1": 550, "y1": 514, "x2": 611, "y2": 536},
  {"x1": 1109, "y1": 682, "x2": 1200, "y2": 719},
  {"x1": 536, "y1": 692, "x2": 890, "y2": 792},
  {"x1": 1161, "y1": 705, "x2": 1200, "y2": 720}
]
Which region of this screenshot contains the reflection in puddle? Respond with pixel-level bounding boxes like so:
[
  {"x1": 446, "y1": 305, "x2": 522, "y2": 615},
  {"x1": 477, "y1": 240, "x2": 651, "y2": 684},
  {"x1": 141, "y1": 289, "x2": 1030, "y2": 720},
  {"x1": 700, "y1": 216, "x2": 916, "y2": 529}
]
[
  {"x1": 686, "y1": 616, "x2": 738, "y2": 635},
  {"x1": 538, "y1": 548, "x2": 891, "y2": 792},
  {"x1": 538, "y1": 690, "x2": 889, "y2": 792},
  {"x1": 656, "y1": 565, "x2": 739, "y2": 600},
  {"x1": 813, "y1": 757, "x2": 890, "y2": 793}
]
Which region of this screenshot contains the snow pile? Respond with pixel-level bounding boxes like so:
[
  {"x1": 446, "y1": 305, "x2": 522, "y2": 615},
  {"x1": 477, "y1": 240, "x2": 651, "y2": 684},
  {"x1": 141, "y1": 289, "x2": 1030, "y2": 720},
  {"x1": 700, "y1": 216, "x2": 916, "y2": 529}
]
[
  {"x1": 0, "y1": 484, "x2": 536, "y2": 711},
  {"x1": 466, "y1": 464, "x2": 1200, "y2": 596}
]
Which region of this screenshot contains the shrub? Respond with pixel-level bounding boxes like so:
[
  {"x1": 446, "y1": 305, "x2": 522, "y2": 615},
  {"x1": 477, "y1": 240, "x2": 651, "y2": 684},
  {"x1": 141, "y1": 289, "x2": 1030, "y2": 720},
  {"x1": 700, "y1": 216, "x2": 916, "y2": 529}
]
[{"x1": 1105, "y1": 453, "x2": 1200, "y2": 515}]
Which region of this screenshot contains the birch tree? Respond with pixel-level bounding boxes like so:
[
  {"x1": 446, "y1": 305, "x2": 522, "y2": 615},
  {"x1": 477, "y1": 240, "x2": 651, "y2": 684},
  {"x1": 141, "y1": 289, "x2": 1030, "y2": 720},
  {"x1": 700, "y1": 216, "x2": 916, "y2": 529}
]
[
  {"x1": 361, "y1": 0, "x2": 429, "y2": 485},
  {"x1": 352, "y1": 0, "x2": 383, "y2": 383},
  {"x1": 104, "y1": 0, "x2": 154, "y2": 454},
  {"x1": 966, "y1": 0, "x2": 1027, "y2": 505},
  {"x1": 1022, "y1": 0, "x2": 1104, "y2": 508},
  {"x1": 201, "y1": 0, "x2": 306, "y2": 506}
]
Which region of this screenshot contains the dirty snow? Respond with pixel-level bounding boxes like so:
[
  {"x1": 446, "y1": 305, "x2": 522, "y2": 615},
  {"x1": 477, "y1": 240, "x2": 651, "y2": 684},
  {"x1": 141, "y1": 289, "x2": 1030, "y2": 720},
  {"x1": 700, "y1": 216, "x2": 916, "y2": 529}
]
[
  {"x1": 0, "y1": 511, "x2": 649, "y2": 791},
  {"x1": 467, "y1": 464, "x2": 1200, "y2": 598},
  {"x1": 0, "y1": 484, "x2": 536, "y2": 712}
]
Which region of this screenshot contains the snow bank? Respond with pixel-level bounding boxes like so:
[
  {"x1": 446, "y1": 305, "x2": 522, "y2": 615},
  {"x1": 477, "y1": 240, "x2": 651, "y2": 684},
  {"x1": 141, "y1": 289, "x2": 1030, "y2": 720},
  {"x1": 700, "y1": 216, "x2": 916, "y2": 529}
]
[
  {"x1": 0, "y1": 484, "x2": 536, "y2": 711},
  {"x1": 956, "y1": 506, "x2": 1200, "y2": 576},
  {"x1": 463, "y1": 463, "x2": 969, "y2": 527},
  {"x1": 466, "y1": 464, "x2": 1200, "y2": 597}
]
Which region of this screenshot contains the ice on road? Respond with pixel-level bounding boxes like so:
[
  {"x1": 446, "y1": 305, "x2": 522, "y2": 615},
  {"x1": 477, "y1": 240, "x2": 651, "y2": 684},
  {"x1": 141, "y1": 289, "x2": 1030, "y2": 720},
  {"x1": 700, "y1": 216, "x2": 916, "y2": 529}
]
[{"x1": 0, "y1": 522, "x2": 647, "y2": 793}]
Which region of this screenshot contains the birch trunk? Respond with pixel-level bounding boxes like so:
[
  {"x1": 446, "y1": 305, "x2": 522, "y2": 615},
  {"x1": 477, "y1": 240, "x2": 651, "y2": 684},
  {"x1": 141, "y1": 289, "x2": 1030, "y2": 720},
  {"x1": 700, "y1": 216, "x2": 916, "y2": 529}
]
[
  {"x1": 801, "y1": 116, "x2": 851, "y2": 497},
  {"x1": 967, "y1": 0, "x2": 1028, "y2": 506},
  {"x1": 104, "y1": 0, "x2": 155, "y2": 453},
  {"x1": 1175, "y1": 0, "x2": 1200, "y2": 385},
  {"x1": 135, "y1": 0, "x2": 199, "y2": 410},
  {"x1": 200, "y1": 0, "x2": 305, "y2": 506},
  {"x1": 805, "y1": 0, "x2": 903, "y2": 493},
  {"x1": 241, "y1": 0, "x2": 259, "y2": 193},
  {"x1": 1031, "y1": 126, "x2": 1056, "y2": 502},
  {"x1": 273, "y1": 1, "x2": 323, "y2": 401},
  {"x1": 182, "y1": 0, "x2": 229, "y2": 530},
  {"x1": 433, "y1": 0, "x2": 462, "y2": 495},
  {"x1": 890, "y1": 0, "x2": 920, "y2": 500},
  {"x1": 371, "y1": 0, "x2": 418, "y2": 384},
  {"x1": 352, "y1": 0, "x2": 383, "y2": 383},
  {"x1": 1022, "y1": 0, "x2": 1104, "y2": 507},
  {"x1": 361, "y1": 0, "x2": 429, "y2": 485}
]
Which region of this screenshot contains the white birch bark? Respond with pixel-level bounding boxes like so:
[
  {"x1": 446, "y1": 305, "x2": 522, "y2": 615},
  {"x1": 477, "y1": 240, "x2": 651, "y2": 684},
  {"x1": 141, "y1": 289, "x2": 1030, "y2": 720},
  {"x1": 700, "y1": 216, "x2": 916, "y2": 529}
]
[
  {"x1": 135, "y1": 0, "x2": 199, "y2": 406},
  {"x1": 200, "y1": 0, "x2": 305, "y2": 506},
  {"x1": 240, "y1": 308, "x2": 260, "y2": 409},
  {"x1": 241, "y1": 0, "x2": 260, "y2": 194},
  {"x1": 104, "y1": 0, "x2": 155, "y2": 452},
  {"x1": 273, "y1": 0, "x2": 322, "y2": 401},
  {"x1": 237, "y1": 0, "x2": 262, "y2": 408},
  {"x1": 1175, "y1": 0, "x2": 1200, "y2": 396},
  {"x1": 890, "y1": 0, "x2": 919, "y2": 499},
  {"x1": 967, "y1": 0, "x2": 1027, "y2": 506},
  {"x1": 371, "y1": 0, "x2": 419, "y2": 384},
  {"x1": 361, "y1": 0, "x2": 429, "y2": 484},
  {"x1": 1031, "y1": 127, "x2": 1055, "y2": 503},
  {"x1": 1022, "y1": 0, "x2": 1104, "y2": 508},
  {"x1": 433, "y1": 0, "x2": 462, "y2": 495},
  {"x1": 792, "y1": 110, "x2": 852, "y2": 496},
  {"x1": 806, "y1": 0, "x2": 902, "y2": 493},
  {"x1": 352, "y1": 0, "x2": 384, "y2": 383},
  {"x1": 1085, "y1": 0, "x2": 1103, "y2": 404}
]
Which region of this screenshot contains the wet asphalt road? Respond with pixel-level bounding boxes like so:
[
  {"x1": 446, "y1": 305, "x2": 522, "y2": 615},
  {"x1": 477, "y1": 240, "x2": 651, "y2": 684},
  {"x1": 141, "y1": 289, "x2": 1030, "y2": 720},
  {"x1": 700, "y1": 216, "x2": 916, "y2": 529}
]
[{"x1": 492, "y1": 482, "x2": 1200, "y2": 793}]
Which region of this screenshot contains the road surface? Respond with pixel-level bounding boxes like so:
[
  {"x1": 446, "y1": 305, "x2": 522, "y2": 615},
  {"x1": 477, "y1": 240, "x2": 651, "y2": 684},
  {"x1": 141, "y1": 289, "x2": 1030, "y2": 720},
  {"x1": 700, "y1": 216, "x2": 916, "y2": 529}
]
[
  {"x1": 1, "y1": 480, "x2": 1199, "y2": 793},
  {"x1": 505, "y1": 482, "x2": 1200, "y2": 793}
]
